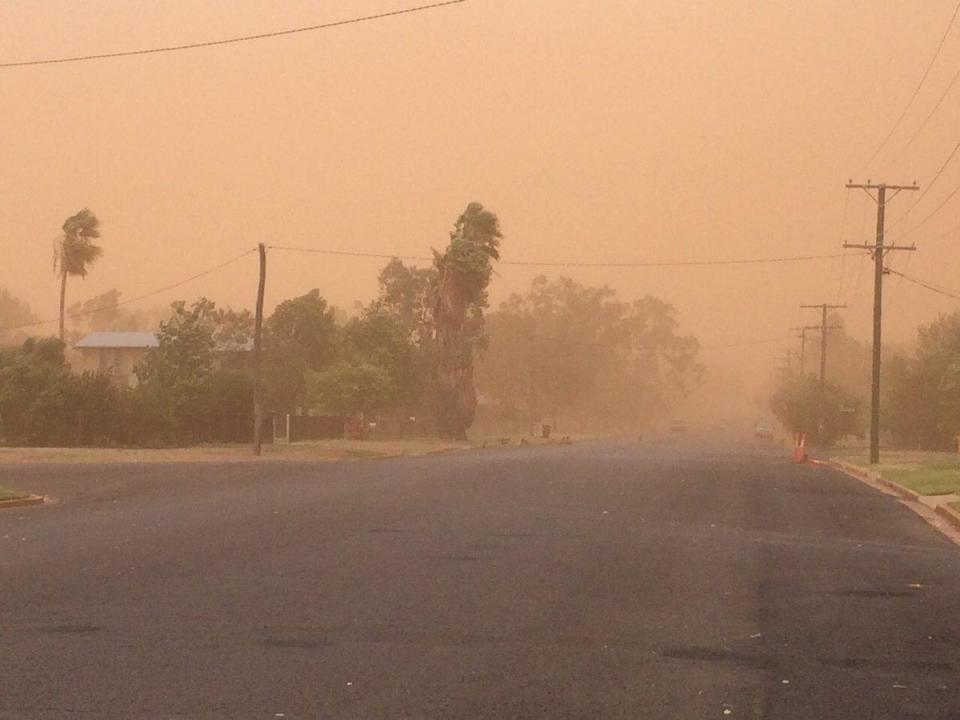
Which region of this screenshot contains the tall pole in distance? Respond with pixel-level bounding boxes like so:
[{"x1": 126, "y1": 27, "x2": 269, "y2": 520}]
[
  {"x1": 845, "y1": 180, "x2": 918, "y2": 464},
  {"x1": 789, "y1": 326, "x2": 817, "y2": 376},
  {"x1": 253, "y1": 243, "x2": 267, "y2": 456},
  {"x1": 527, "y1": 331, "x2": 535, "y2": 437},
  {"x1": 819, "y1": 305, "x2": 828, "y2": 409},
  {"x1": 799, "y1": 305, "x2": 845, "y2": 443},
  {"x1": 799, "y1": 329, "x2": 806, "y2": 376}
]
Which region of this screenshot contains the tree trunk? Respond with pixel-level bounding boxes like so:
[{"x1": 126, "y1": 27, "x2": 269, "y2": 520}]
[
  {"x1": 58, "y1": 272, "x2": 67, "y2": 344},
  {"x1": 436, "y1": 320, "x2": 476, "y2": 441}
]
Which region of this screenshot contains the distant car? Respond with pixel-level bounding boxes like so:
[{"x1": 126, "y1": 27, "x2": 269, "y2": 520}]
[
  {"x1": 754, "y1": 421, "x2": 775, "y2": 439},
  {"x1": 669, "y1": 420, "x2": 687, "y2": 434}
]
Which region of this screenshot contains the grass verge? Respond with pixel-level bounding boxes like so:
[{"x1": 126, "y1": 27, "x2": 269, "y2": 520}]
[
  {"x1": 0, "y1": 439, "x2": 470, "y2": 465},
  {"x1": 832, "y1": 450, "x2": 960, "y2": 496},
  {"x1": 0, "y1": 484, "x2": 28, "y2": 502}
]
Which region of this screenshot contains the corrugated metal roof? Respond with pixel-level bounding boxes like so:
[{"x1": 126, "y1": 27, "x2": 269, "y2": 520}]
[{"x1": 74, "y1": 331, "x2": 159, "y2": 349}]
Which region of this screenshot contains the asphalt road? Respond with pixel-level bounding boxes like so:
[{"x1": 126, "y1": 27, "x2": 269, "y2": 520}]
[{"x1": 2, "y1": 439, "x2": 959, "y2": 719}]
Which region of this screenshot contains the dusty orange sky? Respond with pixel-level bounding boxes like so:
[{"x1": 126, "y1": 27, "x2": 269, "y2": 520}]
[{"x1": 4, "y1": 0, "x2": 960, "y2": 397}]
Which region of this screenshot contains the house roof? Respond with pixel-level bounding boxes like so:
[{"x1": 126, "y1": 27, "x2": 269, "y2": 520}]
[
  {"x1": 74, "y1": 331, "x2": 159, "y2": 349},
  {"x1": 74, "y1": 331, "x2": 253, "y2": 352}
]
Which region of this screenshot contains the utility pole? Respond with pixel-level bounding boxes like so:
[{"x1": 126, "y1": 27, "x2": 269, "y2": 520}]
[
  {"x1": 253, "y1": 243, "x2": 267, "y2": 456},
  {"x1": 844, "y1": 180, "x2": 918, "y2": 464},
  {"x1": 799, "y1": 304, "x2": 845, "y2": 442},
  {"x1": 777, "y1": 349, "x2": 796, "y2": 380},
  {"x1": 527, "y1": 331, "x2": 536, "y2": 437},
  {"x1": 789, "y1": 326, "x2": 817, "y2": 376}
]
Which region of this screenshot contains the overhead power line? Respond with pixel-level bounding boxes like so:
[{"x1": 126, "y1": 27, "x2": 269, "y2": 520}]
[
  {"x1": 269, "y1": 245, "x2": 846, "y2": 268},
  {"x1": 893, "y1": 176, "x2": 960, "y2": 241},
  {"x1": 0, "y1": 0, "x2": 467, "y2": 68},
  {"x1": 885, "y1": 266, "x2": 960, "y2": 301},
  {"x1": 701, "y1": 335, "x2": 793, "y2": 351},
  {"x1": 0, "y1": 247, "x2": 256, "y2": 333},
  {"x1": 857, "y1": 0, "x2": 960, "y2": 173},
  {"x1": 913, "y1": 137, "x2": 960, "y2": 203},
  {"x1": 885, "y1": 66, "x2": 960, "y2": 167},
  {"x1": 270, "y1": 245, "x2": 432, "y2": 262}
]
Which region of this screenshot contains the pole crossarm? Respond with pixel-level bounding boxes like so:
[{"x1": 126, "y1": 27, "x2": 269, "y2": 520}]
[
  {"x1": 843, "y1": 243, "x2": 916, "y2": 251},
  {"x1": 845, "y1": 182, "x2": 920, "y2": 192}
]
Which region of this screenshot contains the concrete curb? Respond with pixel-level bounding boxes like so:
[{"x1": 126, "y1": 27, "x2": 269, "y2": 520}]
[
  {"x1": 936, "y1": 503, "x2": 960, "y2": 533},
  {"x1": 0, "y1": 494, "x2": 44, "y2": 510},
  {"x1": 827, "y1": 459, "x2": 920, "y2": 502},
  {"x1": 826, "y1": 459, "x2": 960, "y2": 545}
]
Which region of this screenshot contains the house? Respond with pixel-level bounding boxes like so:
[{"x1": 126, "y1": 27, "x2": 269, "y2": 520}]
[
  {"x1": 73, "y1": 331, "x2": 254, "y2": 387},
  {"x1": 73, "y1": 331, "x2": 158, "y2": 387}
]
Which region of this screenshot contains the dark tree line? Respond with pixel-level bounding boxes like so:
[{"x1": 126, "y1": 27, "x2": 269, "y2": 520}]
[{"x1": 0, "y1": 201, "x2": 709, "y2": 446}]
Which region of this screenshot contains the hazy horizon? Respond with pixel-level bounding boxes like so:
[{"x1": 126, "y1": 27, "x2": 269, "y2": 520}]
[{"x1": 6, "y1": 0, "x2": 960, "y2": 400}]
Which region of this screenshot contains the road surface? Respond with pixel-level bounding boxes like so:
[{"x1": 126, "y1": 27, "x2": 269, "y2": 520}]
[{"x1": 2, "y1": 439, "x2": 959, "y2": 719}]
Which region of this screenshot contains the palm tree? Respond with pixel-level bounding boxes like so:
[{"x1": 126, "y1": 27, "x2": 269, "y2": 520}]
[
  {"x1": 54, "y1": 209, "x2": 102, "y2": 343},
  {"x1": 433, "y1": 202, "x2": 502, "y2": 440}
]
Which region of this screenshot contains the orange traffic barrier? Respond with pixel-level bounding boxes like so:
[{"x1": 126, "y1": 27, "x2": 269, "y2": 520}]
[{"x1": 792, "y1": 432, "x2": 808, "y2": 463}]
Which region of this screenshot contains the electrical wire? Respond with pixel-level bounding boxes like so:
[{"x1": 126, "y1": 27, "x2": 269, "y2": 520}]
[
  {"x1": 0, "y1": 1, "x2": 467, "y2": 68},
  {"x1": 701, "y1": 335, "x2": 794, "y2": 351},
  {"x1": 269, "y1": 245, "x2": 846, "y2": 268},
  {"x1": 834, "y1": 188, "x2": 853, "y2": 304},
  {"x1": 0, "y1": 247, "x2": 256, "y2": 332},
  {"x1": 885, "y1": 266, "x2": 960, "y2": 301},
  {"x1": 907, "y1": 136, "x2": 960, "y2": 206},
  {"x1": 892, "y1": 176, "x2": 960, "y2": 241},
  {"x1": 857, "y1": 0, "x2": 960, "y2": 173},
  {"x1": 920, "y1": 217, "x2": 960, "y2": 245},
  {"x1": 885, "y1": 66, "x2": 960, "y2": 168}
]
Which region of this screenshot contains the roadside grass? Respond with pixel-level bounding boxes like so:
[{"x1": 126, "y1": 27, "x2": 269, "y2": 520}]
[
  {"x1": 0, "y1": 484, "x2": 28, "y2": 502},
  {"x1": 0, "y1": 438, "x2": 469, "y2": 465},
  {"x1": 832, "y1": 450, "x2": 960, "y2": 496},
  {"x1": 0, "y1": 433, "x2": 578, "y2": 466},
  {"x1": 950, "y1": 501, "x2": 960, "y2": 514}
]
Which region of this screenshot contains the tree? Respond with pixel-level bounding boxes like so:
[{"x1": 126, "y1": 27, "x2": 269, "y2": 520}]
[
  {"x1": 884, "y1": 311, "x2": 960, "y2": 449},
  {"x1": 433, "y1": 202, "x2": 502, "y2": 439},
  {"x1": 770, "y1": 373, "x2": 864, "y2": 447},
  {"x1": 0, "y1": 338, "x2": 70, "y2": 443},
  {"x1": 0, "y1": 288, "x2": 37, "y2": 346},
  {"x1": 54, "y1": 209, "x2": 102, "y2": 343},
  {"x1": 373, "y1": 258, "x2": 437, "y2": 347},
  {"x1": 65, "y1": 289, "x2": 170, "y2": 339},
  {"x1": 136, "y1": 299, "x2": 219, "y2": 391},
  {"x1": 340, "y1": 309, "x2": 424, "y2": 411},
  {"x1": 134, "y1": 298, "x2": 253, "y2": 444},
  {"x1": 263, "y1": 289, "x2": 338, "y2": 413},
  {"x1": 478, "y1": 276, "x2": 702, "y2": 433},
  {"x1": 307, "y1": 361, "x2": 395, "y2": 418}
]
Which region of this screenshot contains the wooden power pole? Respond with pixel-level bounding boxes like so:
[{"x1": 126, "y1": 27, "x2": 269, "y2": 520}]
[
  {"x1": 799, "y1": 304, "x2": 845, "y2": 442},
  {"x1": 253, "y1": 243, "x2": 267, "y2": 456},
  {"x1": 844, "y1": 181, "x2": 918, "y2": 464},
  {"x1": 789, "y1": 326, "x2": 818, "y2": 376}
]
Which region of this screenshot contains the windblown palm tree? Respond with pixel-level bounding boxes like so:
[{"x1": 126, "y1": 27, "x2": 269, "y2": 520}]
[
  {"x1": 433, "y1": 202, "x2": 502, "y2": 440},
  {"x1": 54, "y1": 209, "x2": 102, "y2": 343}
]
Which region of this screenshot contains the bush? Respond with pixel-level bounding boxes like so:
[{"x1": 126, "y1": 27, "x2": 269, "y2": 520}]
[
  {"x1": 770, "y1": 374, "x2": 864, "y2": 446},
  {"x1": 21, "y1": 372, "x2": 121, "y2": 446}
]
